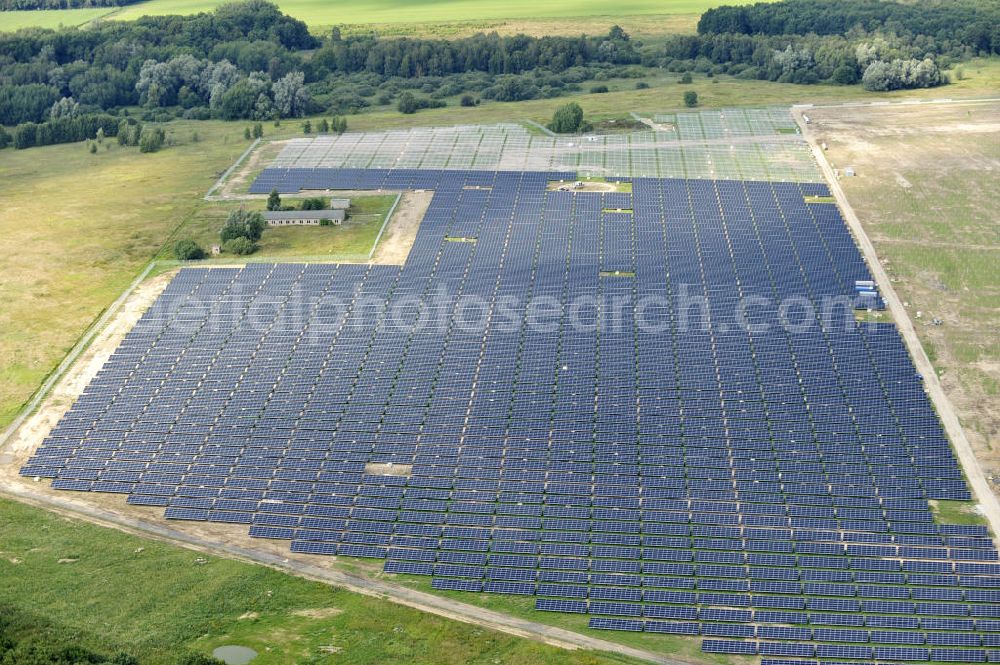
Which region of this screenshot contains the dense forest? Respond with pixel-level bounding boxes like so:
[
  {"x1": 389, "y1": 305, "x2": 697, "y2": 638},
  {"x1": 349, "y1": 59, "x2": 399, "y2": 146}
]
[
  {"x1": 0, "y1": 3, "x2": 638, "y2": 129},
  {"x1": 0, "y1": 0, "x2": 995, "y2": 149},
  {"x1": 698, "y1": 0, "x2": 1000, "y2": 54},
  {"x1": 652, "y1": 0, "x2": 998, "y2": 89}
]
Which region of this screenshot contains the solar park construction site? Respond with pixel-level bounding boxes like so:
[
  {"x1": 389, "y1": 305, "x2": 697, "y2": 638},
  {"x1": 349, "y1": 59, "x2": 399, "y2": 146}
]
[{"x1": 14, "y1": 108, "x2": 1000, "y2": 664}]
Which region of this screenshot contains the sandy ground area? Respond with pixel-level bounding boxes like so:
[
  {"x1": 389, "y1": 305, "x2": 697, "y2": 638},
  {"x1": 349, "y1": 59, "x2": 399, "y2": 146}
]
[
  {"x1": 370, "y1": 190, "x2": 434, "y2": 264},
  {"x1": 215, "y1": 139, "x2": 294, "y2": 200},
  {"x1": 797, "y1": 101, "x2": 1000, "y2": 532}
]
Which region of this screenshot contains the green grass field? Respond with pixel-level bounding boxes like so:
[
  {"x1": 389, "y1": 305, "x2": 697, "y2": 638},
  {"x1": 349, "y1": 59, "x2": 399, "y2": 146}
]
[
  {"x1": 372, "y1": 571, "x2": 745, "y2": 665},
  {"x1": 163, "y1": 195, "x2": 397, "y2": 262},
  {"x1": 110, "y1": 0, "x2": 754, "y2": 27},
  {"x1": 0, "y1": 6, "x2": 116, "y2": 29},
  {"x1": 931, "y1": 500, "x2": 991, "y2": 528},
  {"x1": 0, "y1": 0, "x2": 753, "y2": 35},
  {"x1": 0, "y1": 120, "x2": 249, "y2": 431},
  {"x1": 0, "y1": 498, "x2": 641, "y2": 665}
]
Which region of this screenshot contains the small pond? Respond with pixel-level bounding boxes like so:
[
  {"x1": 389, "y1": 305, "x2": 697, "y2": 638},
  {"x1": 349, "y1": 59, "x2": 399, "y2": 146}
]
[{"x1": 211, "y1": 645, "x2": 258, "y2": 665}]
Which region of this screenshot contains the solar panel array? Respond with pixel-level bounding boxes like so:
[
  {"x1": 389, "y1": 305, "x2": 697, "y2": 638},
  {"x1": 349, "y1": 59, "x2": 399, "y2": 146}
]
[
  {"x1": 266, "y1": 108, "x2": 817, "y2": 182},
  {"x1": 24, "y1": 165, "x2": 998, "y2": 662}
]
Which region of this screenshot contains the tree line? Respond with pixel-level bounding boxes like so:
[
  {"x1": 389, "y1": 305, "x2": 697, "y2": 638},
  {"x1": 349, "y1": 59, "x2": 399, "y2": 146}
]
[
  {"x1": 0, "y1": 0, "x2": 992, "y2": 139},
  {"x1": 1, "y1": 0, "x2": 142, "y2": 9},
  {"x1": 311, "y1": 28, "x2": 639, "y2": 78},
  {"x1": 698, "y1": 0, "x2": 1000, "y2": 55},
  {"x1": 0, "y1": 4, "x2": 640, "y2": 127},
  {"x1": 649, "y1": 0, "x2": 995, "y2": 90}
]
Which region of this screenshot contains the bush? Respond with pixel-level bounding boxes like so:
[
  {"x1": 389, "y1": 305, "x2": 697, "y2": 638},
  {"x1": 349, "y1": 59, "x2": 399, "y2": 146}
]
[
  {"x1": 181, "y1": 106, "x2": 212, "y2": 120},
  {"x1": 117, "y1": 119, "x2": 142, "y2": 146},
  {"x1": 174, "y1": 239, "x2": 205, "y2": 260},
  {"x1": 220, "y1": 209, "x2": 266, "y2": 243},
  {"x1": 267, "y1": 189, "x2": 282, "y2": 211},
  {"x1": 589, "y1": 85, "x2": 609, "y2": 94},
  {"x1": 397, "y1": 92, "x2": 419, "y2": 114},
  {"x1": 547, "y1": 102, "x2": 585, "y2": 134},
  {"x1": 138, "y1": 126, "x2": 165, "y2": 153},
  {"x1": 224, "y1": 237, "x2": 256, "y2": 255},
  {"x1": 300, "y1": 197, "x2": 327, "y2": 210},
  {"x1": 319, "y1": 218, "x2": 332, "y2": 226},
  {"x1": 635, "y1": 81, "x2": 650, "y2": 90},
  {"x1": 460, "y1": 94, "x2": 476, "y2": 107},
  {"x1": 830, "y1": 64, "x2": 858, "y2": 85},
  {"x1": 679, "y1": 72, "x2": 693, "y2": 84},
  {"x1": 178, "y1": 653, "x2": 226, "y2": 665},
  {"x1": 683, "y1": 90, "x2": 698, "y2": 107}
]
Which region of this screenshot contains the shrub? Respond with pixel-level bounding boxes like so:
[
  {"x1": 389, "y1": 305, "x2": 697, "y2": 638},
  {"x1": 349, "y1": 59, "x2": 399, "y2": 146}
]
[
  {"x1": 224, "y1": 237, "x2": 256, "y2": 255},
  {"x1": 683, "y1": 90, "x2": 698, "y2": 107},
  {"x1": 220, "y1": 209, "x2": 265, "y2": 243},
  {"x1": 679, "y1": 72, "x2": 693, "y2": 84},
  {"x1": 138, "y1": 126, "x2": 165, "y2": 153},
  {"x1": 397, "y1": 92, "x2": 419, "y2": 114},
  {"x1": 178, "y1": 653, "x2": 226, "y2": 665},
  {"x1": 267, "y1": 189, "x2": 281, "y2": 211},
  {"x1": 635, "y1": 81, "x2": 650, "y2": 90},
  {"x1": 319, "y1": 218, "x2": 332, "y2": 226},
  {"x1": 117, "y1": 119, "x2": 142, "y2": 146},
  {"x1": 182, "y1": 106, "x2": 211, "y2": 120},
  {"x1": 460, "y1": 94, "x2": 476, "y2": 107},
  {"x1": 547, "y1": 102, "x2": 585, "y2": 134},
  {"x1": 300, "y1": 197, "x2": 327, "y2": 210},
  {"x1": 173, "y1": 239, "x2": 205, "y2": 261},
  {"x1": 589, "y1": 84, "x2": 609, "y2": 94}
]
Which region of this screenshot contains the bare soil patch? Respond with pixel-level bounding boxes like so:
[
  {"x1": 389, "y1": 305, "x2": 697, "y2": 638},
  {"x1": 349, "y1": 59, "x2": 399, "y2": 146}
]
[
  {"x1": 369, "y1": 190, "x2": 434, "y2": 265},
  {"x1": 808, "y1": 101, "x2": 1000, "y2": 498}
]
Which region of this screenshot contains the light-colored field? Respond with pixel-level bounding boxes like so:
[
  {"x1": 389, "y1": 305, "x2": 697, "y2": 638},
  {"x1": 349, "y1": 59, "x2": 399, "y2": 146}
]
[
  {"x1": 0, "y1": 120, "x2": 249, "y2": 431},
  {"x1": 333, "y1": 13, "x2": 701, "y2": 39},
  {"x1": 110, "y1": 0, "x2": 754, "y2": 27},
  {"x1": 809, "y1": 101, "x2": 1000, "y2": 499},
  {"x1": 335, "y1": 59, "x2": 1000, "y2": 133},
  {"x1": 0, "y1": 6, "x2": 115, "y2": 30}
]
